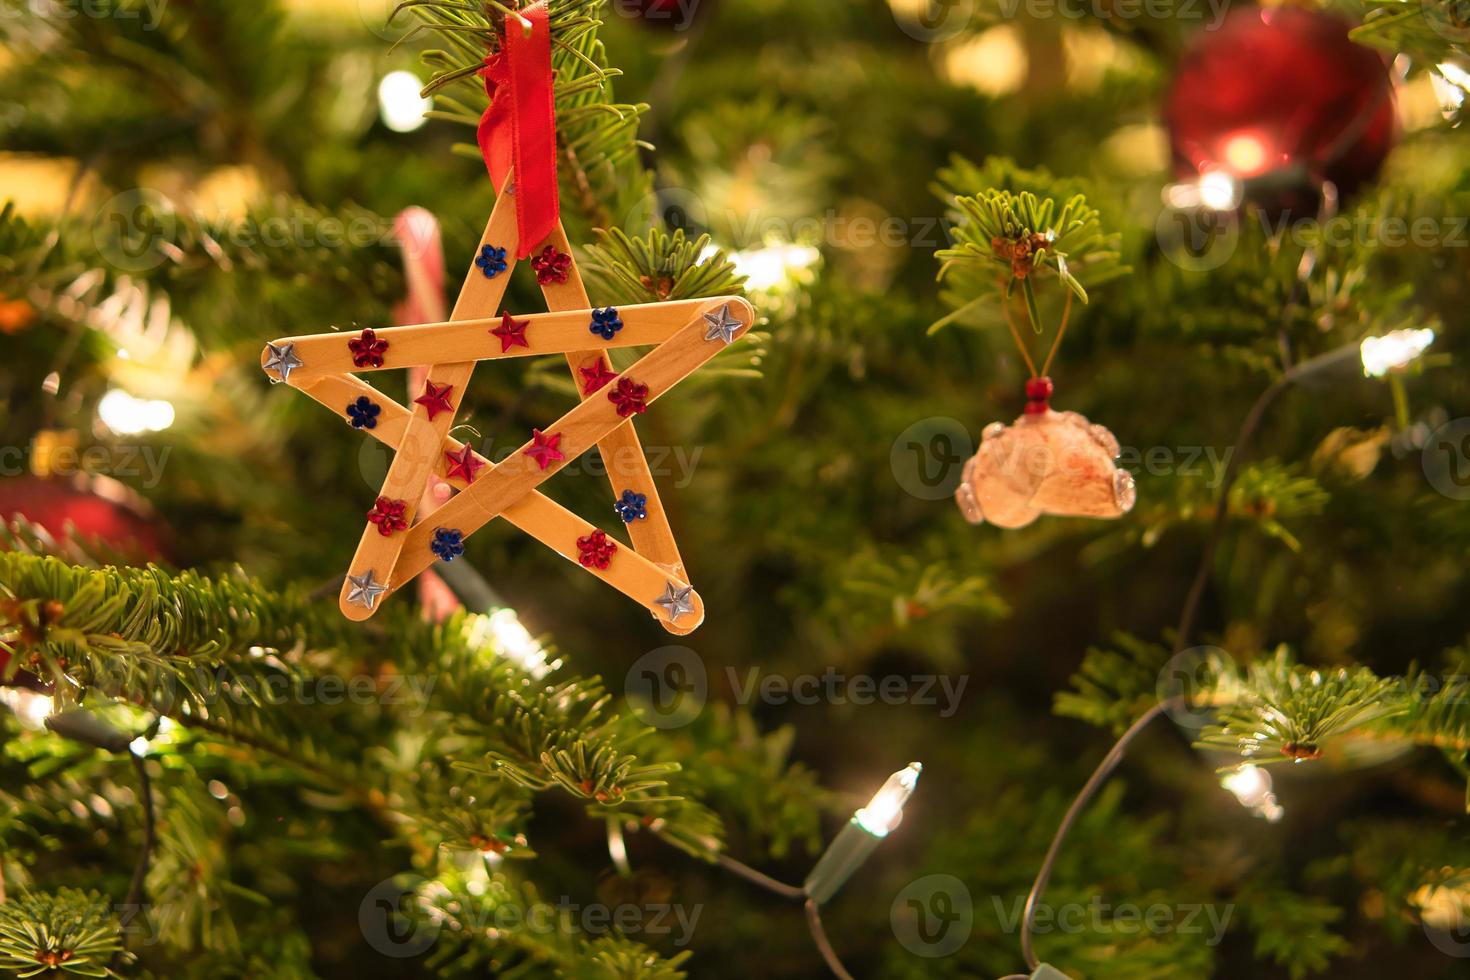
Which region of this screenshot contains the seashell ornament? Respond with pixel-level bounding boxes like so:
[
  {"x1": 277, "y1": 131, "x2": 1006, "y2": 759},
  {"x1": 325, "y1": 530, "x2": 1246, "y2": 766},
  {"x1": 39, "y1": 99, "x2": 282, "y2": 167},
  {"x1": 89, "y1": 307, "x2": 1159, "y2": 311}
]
[{"x1": 954, "y1": 377, "x2": 1135, "y2": 528}]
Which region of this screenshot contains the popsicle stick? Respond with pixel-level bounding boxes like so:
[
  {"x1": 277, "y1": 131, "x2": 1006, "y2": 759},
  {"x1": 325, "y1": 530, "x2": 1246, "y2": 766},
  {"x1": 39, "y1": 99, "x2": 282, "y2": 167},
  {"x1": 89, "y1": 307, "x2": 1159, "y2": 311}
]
[
  {"x1": 262, "y1": 299, "x2": 719, "y2": 380},
  {"x1": 282, "y1": 371, "x2": 706, "y2": 632},
  {"x1": 340, "y1": 184, "x2": 521, "y2": 619},
  {"x1": 539, "y1": 222, "x2": 689, "y2": 580},
  {"x1": 387, "y1": 298, "x2": 754, "y2": 590}
]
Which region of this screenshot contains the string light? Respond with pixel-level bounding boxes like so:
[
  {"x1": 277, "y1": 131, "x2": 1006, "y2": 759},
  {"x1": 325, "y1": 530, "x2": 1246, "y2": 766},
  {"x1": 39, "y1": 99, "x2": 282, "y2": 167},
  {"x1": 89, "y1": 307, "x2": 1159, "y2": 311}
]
[
  {"x1": 1360, "y1": 327, "x2": 1435, "y2": 377},
  {"x1": 1220, "y1": 764, "x2": 1284, "y2": 822},
  {"x1": 1162, "y1": 170, "x2": 1241, "y2": 212},
  {"x1": 1219, "y1": 131, "x2": 1271, "y2": 176},
  {"x1": 703, "y1": 241, "x2": 820, "y2": 293},
  {"x1": 464, "y1": 608, "x2": 553, "y2": 678},
  {"x1": 804, "y1": 763, "x2": 921, "y2": 904},
  {"x1": 378, "y1": 70, "x2": 432, "y2": 133},
  {"x1": 0, "y1": 689, "x2": 54, "y2": 729},
  {"x1": 98, "y1": 388, "x2": 175, "y2": 434}
]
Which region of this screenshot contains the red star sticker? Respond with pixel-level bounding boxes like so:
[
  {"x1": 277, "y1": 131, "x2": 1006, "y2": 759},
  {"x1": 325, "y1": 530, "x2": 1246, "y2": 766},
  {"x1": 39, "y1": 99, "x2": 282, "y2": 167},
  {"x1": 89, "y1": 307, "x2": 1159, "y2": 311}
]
[
  {"x1": 443, "y1": 444, "x2": 485, "y2": 483},
  {"x1": 348, "y1": 328, "x2": 390, "y2": 368},
  {"x1": 414, "y1": 380, "x2": 456, "y2": 420},
  {"x1": 490, "y1": 311, "x2": 530, "y2": 353},
  {"x1": 523, "y1": 428, "x2": 565, "y2": 470},
  {"x1": 579, "y1": 357, "x2": 618, "y2": 395}
]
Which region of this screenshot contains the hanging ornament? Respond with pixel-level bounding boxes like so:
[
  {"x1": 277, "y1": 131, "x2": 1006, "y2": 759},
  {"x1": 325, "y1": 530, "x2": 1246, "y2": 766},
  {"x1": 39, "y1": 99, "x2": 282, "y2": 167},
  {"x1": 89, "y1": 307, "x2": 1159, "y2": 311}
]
[
  {"x1": 952, "y1": 291, "x2": 1134, "y2": 529},
  {"x1": 260, "y1": 5, "x2": 755, "y2": 633},
  {"x1": 1163, "y1": 7, "x2": 1395, "y2": 216},
  {"x1": 0, "y1": 471, "x2": 168, "y2": 560},
  {"x1": 954, "y1": 377, "x2": 1136, "y2": 529}
]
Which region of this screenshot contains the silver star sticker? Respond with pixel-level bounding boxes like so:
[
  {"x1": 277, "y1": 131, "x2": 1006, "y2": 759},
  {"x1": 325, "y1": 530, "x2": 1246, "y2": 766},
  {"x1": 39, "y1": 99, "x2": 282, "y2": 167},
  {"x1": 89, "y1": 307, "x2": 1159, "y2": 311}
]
[
  {"x1": 346, "y1": 568, "x2": 389, "y2": 610},
  {"x1": 263, "y1": 341, "x2": 304, "y2": 384},
  {"x1": 653, "y1": 582, "x2": 696, "y2": 623},
  {"x1": 702, "y1": 303, "x2": 742, "y2": 346}
]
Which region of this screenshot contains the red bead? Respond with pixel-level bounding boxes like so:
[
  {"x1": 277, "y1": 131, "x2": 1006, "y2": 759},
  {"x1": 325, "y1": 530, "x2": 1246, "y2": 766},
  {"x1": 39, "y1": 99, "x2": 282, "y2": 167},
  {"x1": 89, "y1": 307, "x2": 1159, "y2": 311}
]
[
  {"x1": 348, "y1": 328, "x2": 389, "y2": 368},
  {"x1": 607, "y1": 376, "x2": 650, "y2": 418},
  {"x1": 576, "y1": 528, "x2": 617, "y2": 569},
  {"x1": 531, "y1": 245, "x2": 571, "y2": 285},
  {"x1": 366, "y1": 496, "x2": 408, "y2": 536},
  {"x1": 1024, "y1": 376, "x2": 1053, "y2": 415}
]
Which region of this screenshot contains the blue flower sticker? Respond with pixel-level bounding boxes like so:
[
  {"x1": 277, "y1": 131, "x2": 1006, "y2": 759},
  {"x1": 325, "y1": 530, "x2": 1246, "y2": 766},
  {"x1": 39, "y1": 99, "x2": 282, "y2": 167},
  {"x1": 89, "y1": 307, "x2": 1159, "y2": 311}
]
[
  {"x1": 475, "y1": 244, "x2": 508, "y2": 279},
  {"x1": 614, "y1": 489, "x2": 647, "y2": 524},
  {"x1": 589, "y1": 307, "x2": 623, "y2": 341},
  {"x1": 346, "y1": 396, "x2": 381, "y2": 429},
  {"x1": 431, "y1": 527, "x2": 465, "y2": 562}
]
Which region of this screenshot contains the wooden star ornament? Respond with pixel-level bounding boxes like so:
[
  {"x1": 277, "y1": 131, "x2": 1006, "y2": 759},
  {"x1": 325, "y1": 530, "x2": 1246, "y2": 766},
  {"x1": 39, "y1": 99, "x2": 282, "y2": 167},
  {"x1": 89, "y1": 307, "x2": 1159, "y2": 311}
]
[{"x1": 261, "y1": 177, "x2": 754, "y2": 633}]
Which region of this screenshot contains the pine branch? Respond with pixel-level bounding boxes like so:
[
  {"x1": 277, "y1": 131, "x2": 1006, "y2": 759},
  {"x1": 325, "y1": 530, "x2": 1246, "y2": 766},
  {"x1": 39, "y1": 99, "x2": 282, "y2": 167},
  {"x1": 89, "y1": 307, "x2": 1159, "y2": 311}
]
[
  {"x1": 401, "y1": 0, "x2": 651, "y2": 227},
  {"x1": 931, "y1": 156, "x2": 1129, "y2": 334}
]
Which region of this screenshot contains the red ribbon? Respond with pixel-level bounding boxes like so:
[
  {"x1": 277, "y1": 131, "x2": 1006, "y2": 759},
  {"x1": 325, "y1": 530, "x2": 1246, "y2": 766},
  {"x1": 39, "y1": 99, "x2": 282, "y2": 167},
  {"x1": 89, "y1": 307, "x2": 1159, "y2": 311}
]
[{"x1": 477, "y1": 2, "x2": 558, "y2": 258}]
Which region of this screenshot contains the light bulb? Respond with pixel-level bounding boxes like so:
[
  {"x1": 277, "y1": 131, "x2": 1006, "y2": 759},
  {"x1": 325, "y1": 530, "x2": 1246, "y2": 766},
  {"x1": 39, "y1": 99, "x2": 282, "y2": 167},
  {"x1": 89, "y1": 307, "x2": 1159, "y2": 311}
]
[
  {"x1": 1361, "y1": 328, "x2": 1435, "y2": 377},
  {"x1": 1221, "y1": 764, "x2": 1271, "y2": 807},
  {"x1": 98, "y1": 388, "x2": 175, "y2": 434},
  {"x1": 378, "y1": 70, "x2": 432, "y2": 134},
  {"x1": 0, "y1": 689, "x2": 54, "y2": 729},
  {"x1": 854, "y1": 762, "x2": 922, "y2": 838}
]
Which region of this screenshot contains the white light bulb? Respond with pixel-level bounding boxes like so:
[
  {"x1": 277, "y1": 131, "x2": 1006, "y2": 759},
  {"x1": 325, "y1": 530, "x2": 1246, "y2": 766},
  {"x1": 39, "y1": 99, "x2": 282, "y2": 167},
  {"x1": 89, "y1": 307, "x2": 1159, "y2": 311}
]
[
  {"x1": 1361, "y1": 327, "x2": 1435, "y2": 377},
  {"x1": 1221, "y1": 765, "x2": 1271, "y2": 807},
  {"x1": 466, "y1": 608, "x2": 551, "y2": 678},
  {"x1": 98, "y1": 388, "x2": 175, "y2": 434},
  {"x1": 705, "y1": 242, "x2": 821, "y2": 293},
  {"x1": 0, "y1": 689, "x2": 54, "y2": 729},
  {"x1": 378, "y1": 70, "x2": 432, "y2": 134},
  {"x1": 1197, "y1": 171, "x2": 1241, "y2": 211},
  {"x1": 854, "y1": 762, "x2": 922, "y2": 837}
]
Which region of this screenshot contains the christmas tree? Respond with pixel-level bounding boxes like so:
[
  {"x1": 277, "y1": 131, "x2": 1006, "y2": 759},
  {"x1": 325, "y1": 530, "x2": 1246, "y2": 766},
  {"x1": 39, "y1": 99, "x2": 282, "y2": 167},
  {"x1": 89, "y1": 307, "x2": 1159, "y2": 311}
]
[{"x1": 2, "y1": 1, "x2": 1469, "y2": 977}]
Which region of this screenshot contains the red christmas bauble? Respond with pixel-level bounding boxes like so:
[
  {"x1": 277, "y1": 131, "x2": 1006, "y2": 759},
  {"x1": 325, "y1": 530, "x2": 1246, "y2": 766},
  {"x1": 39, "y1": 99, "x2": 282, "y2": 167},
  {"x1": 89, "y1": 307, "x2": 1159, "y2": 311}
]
[
  {"x1": 1164, "y1": 7, "x2": 1394, "y2": 211},
  {"x1": 0, "y1": 474, "x2": 168, "y2": 561}
]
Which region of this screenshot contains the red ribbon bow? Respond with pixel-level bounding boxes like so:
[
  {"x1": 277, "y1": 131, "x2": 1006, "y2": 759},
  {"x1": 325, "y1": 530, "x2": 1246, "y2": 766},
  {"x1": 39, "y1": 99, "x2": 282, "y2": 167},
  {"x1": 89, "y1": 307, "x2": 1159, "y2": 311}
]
[{"x1": 477, "y1": 1, "x2": 558, "y2": 258}]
